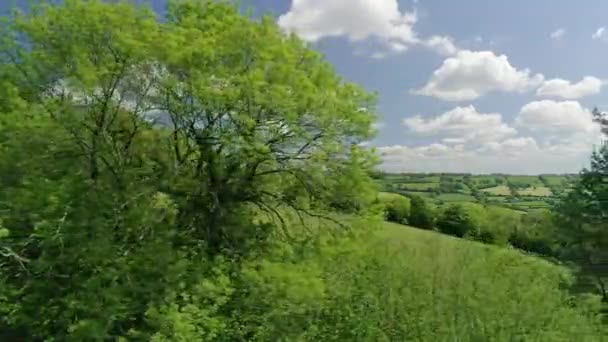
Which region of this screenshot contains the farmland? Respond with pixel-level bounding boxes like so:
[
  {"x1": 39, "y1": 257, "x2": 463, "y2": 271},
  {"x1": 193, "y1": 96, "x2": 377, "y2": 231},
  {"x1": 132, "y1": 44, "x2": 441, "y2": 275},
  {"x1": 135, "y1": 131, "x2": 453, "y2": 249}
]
[{"x1": 375, "y1": 173, "x2": 576, "y2": 213}]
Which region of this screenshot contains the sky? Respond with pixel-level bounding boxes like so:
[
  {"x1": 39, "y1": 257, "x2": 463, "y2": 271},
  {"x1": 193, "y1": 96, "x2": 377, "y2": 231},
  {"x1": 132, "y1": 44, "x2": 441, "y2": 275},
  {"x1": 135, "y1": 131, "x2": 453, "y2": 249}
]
[{"x1": 4, "y1": 0, "x2": 608, "y2": 174}]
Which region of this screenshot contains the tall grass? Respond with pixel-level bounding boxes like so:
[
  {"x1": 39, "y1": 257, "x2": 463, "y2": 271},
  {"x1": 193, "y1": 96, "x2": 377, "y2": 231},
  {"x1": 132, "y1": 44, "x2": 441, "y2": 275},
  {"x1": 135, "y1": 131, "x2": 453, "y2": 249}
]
[{"x1": 233, "y1": 216, "x2": 606, "y2": 341}]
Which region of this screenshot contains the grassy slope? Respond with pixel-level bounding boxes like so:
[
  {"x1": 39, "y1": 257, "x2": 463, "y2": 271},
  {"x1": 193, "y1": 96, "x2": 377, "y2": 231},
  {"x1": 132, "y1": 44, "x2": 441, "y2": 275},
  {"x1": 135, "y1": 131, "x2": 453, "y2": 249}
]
[
  {"x1": 346, "y1": 221, "x2": 606, "y2": 340},
  {"x1": 267, "y1": 210, "x2": 605, "y2": 340}
]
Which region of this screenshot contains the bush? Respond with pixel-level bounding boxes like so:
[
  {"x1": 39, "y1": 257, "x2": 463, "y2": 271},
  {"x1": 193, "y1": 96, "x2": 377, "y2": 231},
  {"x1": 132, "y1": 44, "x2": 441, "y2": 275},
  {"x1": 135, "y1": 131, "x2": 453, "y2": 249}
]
[
  {"x1": 377, "y1": 192, "x2": 410, "y2": 224},
  {"x1": 508, "y1": 211, "x2": 557, "y2": 256},
  {"x1": 409, "y1": 195, "x2": 435, "y2": 229},
  {"x1": 436, "y1": 204, "x2": 476, "y2": 238}
]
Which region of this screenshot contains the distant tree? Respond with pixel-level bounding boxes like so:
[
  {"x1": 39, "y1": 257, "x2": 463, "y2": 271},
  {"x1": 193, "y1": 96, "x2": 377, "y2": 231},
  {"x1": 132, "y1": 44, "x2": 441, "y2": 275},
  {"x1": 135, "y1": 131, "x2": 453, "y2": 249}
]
[
  {"x1": 509, "y1": 211, "x2": 557, "y2": 256},
  {"x1": 436, "y1": 204, "x2": 476, "y2": 238},
  {"x1": 409, "y1": 195, "x2": 434, "y2": 229}
]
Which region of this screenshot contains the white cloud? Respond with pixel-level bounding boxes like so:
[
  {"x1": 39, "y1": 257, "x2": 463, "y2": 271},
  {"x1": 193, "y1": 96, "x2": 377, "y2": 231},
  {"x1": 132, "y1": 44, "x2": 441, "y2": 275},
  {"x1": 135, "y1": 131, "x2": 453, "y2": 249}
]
[
  {"x1": 516, "y1": 100, "x2": 600, "y2": 136},
  {"x1": 592, "y1": 27, "x2": 607, "y2": 40},
  {"x1": 536, "y1": 76, "x2": 603, "y2": 99},
  {"x1": 481, "y1": 137, "x2": 539, "y2": 157},
  {"x1": 278, "y1": 0, "x2": 419, "y2": 53},
  {"x1": 278, "y1": 0, "x2": 463, "y2": 58},
  {"x1": 411, "y1": 50, "x2": 544, "y2": 101},
  {"x1": 381, "y1": 100, "x2": 604, "y2": 174},
  {"x1": 550, "y1": 28, "x2": 566, "y2": 40},
  {"x1": 377, "y1": 134, "x2": 598, "y2": 174},
  {"x1": 403, "y1": 105, "x2": 516, "y2": 143},
  {"x1": 423, "y1": 35, "x2": 458, "y2": 56}
]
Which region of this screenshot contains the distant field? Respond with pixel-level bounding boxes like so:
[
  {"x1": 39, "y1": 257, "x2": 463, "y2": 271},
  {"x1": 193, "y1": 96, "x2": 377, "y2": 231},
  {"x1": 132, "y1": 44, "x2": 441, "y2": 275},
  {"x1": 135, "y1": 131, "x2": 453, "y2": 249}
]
[
  {"x1": 512, "y1": 201, "x2": 552, "y2": 211},
  {"x1": 506, "y1": 175, "x2": 544, "y2": 187},
  {"x1": 470, "y1": 175, "x2": 505, "y2": 189},
  {"x1": 401, "y1": 191, "x2": 433, "y2": 198},
  {"x1": 541, "y1": 175, "x2": 567, "y2": 187},
  {"x1": 481, "y1": 185, "x2": 512, "y2": 196},
  {"x1": 400, "y1": 182, "x2": 440, "y2": 191},
  {"x1": 436, "y1": 193, "x2": 476, "y2": 202},
  {"x1": 375, "y1": 173, "x2": 573, "y2": 213},
  {"x1": 487, "y1": 196, "x2": 507, "y2": 202},
  {"x1": 517, "y1": 186, "x2": 553, "y2": 197}
]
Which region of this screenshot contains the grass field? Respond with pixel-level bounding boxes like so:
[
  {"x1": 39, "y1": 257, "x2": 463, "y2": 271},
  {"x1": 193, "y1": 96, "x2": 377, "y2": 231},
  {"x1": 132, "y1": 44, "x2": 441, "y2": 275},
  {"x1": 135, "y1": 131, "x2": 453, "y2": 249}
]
[
  {"x1": 436, "y1": 193, "x2": 476, "y2": 202},
  {"x1": 361, "y1": 222, "x2": 605, "y2": 340},
  {"x1": 401, "y1": 191, "x2": 434, "y2": 198},
  {"x1": 517, "y1": 186, "x2": 553, "y2": 197},
  {"x1": 512, "y1": 201, "x2": 552, "y2": 209},
  {"x1": 481, "y1": 185, "x2": 512, "y2": 196},
  {"x1": 541, "y1": 175, "x2": 567, "y2": 187},
  {"x1": 487, "y1": 196, "x2": 507, "y2": 202}
]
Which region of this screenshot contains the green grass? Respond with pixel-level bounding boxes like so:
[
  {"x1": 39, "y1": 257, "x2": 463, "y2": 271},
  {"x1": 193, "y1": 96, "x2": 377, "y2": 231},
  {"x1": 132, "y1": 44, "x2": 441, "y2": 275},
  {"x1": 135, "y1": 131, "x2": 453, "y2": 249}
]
[
  {"x1": 487, "y1": 196, "x2": 507, "y2": 202},
  {"x1": 268, "y1": 213, "x2": 606, "y2": 340},
  {"x1": 419, "y1": 176, "x2": 441, "y2": 182},
  {"x1": 517, "y1": 186, "x2": 553, "y2": 197},
  {"x1": 541, "y1": 175, "x2": 568, "y2": 187},
  {"x1": 481, "y1": 185, "x2": 512, "y2": 196},
  {"x1": 513, "y1": 201, "x2": 551, "y2": 208},
  {"x1": 401, "y1": 191, "x2": 433, "y2": 198},
  {"x1": 359, "y1": 222, "x2": 606, "y2": 340},
  {"x1": 436, "y1": 193, "x2": 476, "y2": 202}
]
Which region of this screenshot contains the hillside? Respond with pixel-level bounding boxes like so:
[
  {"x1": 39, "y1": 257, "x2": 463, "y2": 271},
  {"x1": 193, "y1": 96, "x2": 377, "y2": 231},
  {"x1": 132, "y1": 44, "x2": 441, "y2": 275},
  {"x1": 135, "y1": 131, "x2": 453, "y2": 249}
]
[{"x1": 309, "y1": 218, "x2": 606, "y2": 340}]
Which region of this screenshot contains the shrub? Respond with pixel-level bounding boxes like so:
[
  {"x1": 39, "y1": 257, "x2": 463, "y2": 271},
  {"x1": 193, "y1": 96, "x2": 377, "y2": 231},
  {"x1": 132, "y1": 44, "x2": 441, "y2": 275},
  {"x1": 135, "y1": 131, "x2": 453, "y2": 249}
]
[
  {"x1": 409, "y1": 195, "x2": 435, "y2": 229},
  {"x1": 377, "y1": 192, "x2": 410, "y2": 224},
  {"x1": 436, "y1": 204, "x2": 476, "y2": 238}
]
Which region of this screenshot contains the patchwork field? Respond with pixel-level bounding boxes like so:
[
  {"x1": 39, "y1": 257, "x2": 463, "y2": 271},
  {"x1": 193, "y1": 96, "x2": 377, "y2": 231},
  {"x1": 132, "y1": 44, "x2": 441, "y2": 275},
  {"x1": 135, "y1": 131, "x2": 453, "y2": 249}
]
[
  {"x1": 375, "y1": 173, "x2": 576, "y2": 213},
  {"x1": 481, "y1": 185, "x2": 512, "y2": 196},
  {"x1": 517, "y1": 186, "x2": 553, "y2": 197}
]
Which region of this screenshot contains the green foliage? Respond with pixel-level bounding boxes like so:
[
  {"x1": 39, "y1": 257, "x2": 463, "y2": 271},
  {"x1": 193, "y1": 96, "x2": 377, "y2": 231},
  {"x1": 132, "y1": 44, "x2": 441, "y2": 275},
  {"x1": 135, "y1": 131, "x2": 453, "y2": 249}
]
[
  {"x1": 377, "y1": 192, "x2": 411, "y2": 224},
  {"x1": 0, "y1": 0, "x2": 378, "y2": 339},
  {"x1": 436, "y1": 204, "x2": 476, "y2": 238},
  {"x1": 509, "y1": 211, "x2": 557, "y2": 256},
  {"x1": 554, "y1": 143, "x2": 608, "y2": 303},
  {"x1": 409, "y1": 195, "x2": 435, "y2": 229}
]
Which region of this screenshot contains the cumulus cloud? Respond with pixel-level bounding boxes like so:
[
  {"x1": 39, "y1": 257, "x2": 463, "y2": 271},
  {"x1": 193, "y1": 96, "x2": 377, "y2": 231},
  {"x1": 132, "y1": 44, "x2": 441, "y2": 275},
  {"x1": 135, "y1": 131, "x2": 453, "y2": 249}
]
[
  {"x1": 592, "y1": 27, "x2": 607, "y2": 41},
  {"x1": 278, "y1": 0, "x2": 464, "y2": 58},
  {"x1": 482, "y1": 137, "x2": 539, "y2": 157},
  {"x1": 381, "y1": 100, "x2": 604, "y2": 173},
  {"x1": 377, "y1": 134, "x2": 597, "y2": 174},
  {"x1": 278, "y1": 0, "x2": 419, "y2": 53},
  {"x1": 411, "y1": 50, "x2": 544, "y2": 101},
  {"x1": 536, "y1": 76, "x2": 603, "y2": 99},
  {"x1": 403, "y1": 105, "x2": 516, "y2": 143},
  {"x1": 516, "y1": 100, "x2": 599, "y2": 136},
  {"x1": 550, "y1": 28, "x2": 566, "y2": 40},
  {"x1": 423, "y1": 35, "x2": 458, "y2": 56}
]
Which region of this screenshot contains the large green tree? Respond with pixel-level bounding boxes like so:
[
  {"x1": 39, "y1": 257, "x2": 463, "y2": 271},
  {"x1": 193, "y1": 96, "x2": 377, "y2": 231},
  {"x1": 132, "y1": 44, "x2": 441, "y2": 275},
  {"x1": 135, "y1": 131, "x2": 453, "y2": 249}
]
[{"x1": 0, "y1": 0, "x2": 377, "y2": 338}]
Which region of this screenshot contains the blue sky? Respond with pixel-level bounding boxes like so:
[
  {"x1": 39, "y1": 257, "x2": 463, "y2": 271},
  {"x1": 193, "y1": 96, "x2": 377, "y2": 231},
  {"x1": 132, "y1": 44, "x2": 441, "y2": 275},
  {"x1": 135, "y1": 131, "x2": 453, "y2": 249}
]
[{"x1": 4, "y1": 0, "x2": 608, "y2": 174}]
